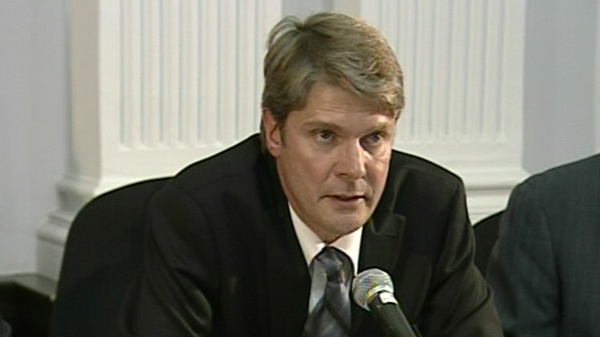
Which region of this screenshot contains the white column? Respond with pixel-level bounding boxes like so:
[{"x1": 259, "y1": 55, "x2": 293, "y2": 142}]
[
  {"x1": 334, "y1": 0, "x2": 528, "y2": 222},
  {"x1": 37, "y1": 0, "x2": 282, "y2": 280},
  {"x1": 596, "y1": 0, "x2": 600, "y2": 151}
]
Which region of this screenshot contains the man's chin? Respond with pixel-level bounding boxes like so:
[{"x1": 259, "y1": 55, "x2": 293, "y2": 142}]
[{"x1": 329, "y1": 218, "x2": 368, "y2": 234}]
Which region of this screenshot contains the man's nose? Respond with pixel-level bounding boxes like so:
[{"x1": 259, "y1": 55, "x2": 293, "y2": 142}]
[{"x1": 335, "y1": 141, "x2": 367, "y2": 179}]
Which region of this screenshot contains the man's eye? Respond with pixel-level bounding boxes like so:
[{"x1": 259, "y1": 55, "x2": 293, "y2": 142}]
[
  {"x1": 363, "y1": 132, "x2": 384, "y2": 147},
  {"x1": 316, "y1": 130, "x2": 334, "y2": 142}
]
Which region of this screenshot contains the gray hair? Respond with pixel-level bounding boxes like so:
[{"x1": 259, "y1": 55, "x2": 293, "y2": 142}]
[{"x1": 260, "y1": 12, "x2": 404, "y2": 144}]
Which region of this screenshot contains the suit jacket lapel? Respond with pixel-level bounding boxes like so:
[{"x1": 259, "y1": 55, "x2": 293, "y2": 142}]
[
  {"x1": 359, "y1": 211, "x2": 406, "y2": 271},
  {"x1": 260, "y1": 155, "x2": 311, "y2": 337},
  {"x1": 352, "y1": 210, "x2": 406, "y2": 334}
]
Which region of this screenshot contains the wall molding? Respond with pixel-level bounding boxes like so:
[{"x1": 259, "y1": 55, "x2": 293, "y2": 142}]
[{"x1": 37, "y1": 0, "x2": 282, "y2": 280}]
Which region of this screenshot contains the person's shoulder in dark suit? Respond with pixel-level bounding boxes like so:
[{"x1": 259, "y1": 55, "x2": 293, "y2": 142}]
[
  {"x1": 171, "y1": 135, "x2": 265, "y2": 191},
  {"x1": 390, "y1": 149, "x2": 465, "y2": 187},
  {"x1": 387, "y1": 149, "x2": 467, "y2": 216},
  {"x1": 522, "y1": 153, "x2": 600, "y2": 196},
  {"x1": 487, "y1": 153, "x2": 600, "y2": 337}
]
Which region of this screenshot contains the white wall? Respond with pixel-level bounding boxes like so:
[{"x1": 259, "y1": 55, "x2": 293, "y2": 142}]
[
  {"x1": 523, "y1": 0, "x2": 599, "y2": 174},
  {"x1": 283, "y1": 0, "x2": 332, "y2": 17},
  {"x1": 0, "y1": 0, "x2": 598, "y2": 275},
  {"x1": 0, "y1": 0, "x2": 69, "y2": 274}
]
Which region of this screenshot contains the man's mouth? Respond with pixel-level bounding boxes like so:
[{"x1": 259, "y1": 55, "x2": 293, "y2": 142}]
[
  {"x1": 335, "y1": 194, "x2": 364, "y2": 201},
  {"x1": 326, "y1": 194, "x2": 366, "y2": 205}
]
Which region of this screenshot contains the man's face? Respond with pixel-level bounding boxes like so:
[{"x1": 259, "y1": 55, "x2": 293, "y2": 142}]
[{"x1": 263, "y1": 82, "x2": 396, "y2": 243}]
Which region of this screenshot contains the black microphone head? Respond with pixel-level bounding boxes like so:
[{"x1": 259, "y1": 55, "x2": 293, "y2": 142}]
[{"x1": 352, "y1": 268, "x2": 394, "y2": 310}]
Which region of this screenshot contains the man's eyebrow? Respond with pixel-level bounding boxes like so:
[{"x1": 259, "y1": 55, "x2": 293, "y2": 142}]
[
  {"x1": 302, "y1": 120, "x2": 343, "y2": 131},
  {"x1": 372, "y1": 122, "x2": 393, "y2": 131},
  {"x1": 363, "y1": 122, "x2": 394, "y2": 135},
  {"x1": 301, "y1": 120, "x2": 394, "y2": 133}
]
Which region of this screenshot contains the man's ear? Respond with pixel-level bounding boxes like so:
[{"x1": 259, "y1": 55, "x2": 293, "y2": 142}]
[{"x1": 261, "y1": 108, "x2": 282, "y2": 157}]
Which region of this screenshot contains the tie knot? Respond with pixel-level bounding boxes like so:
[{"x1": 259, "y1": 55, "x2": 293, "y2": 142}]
[{"x1": 315, "y1": 247, "x2": 353, "y2": 283}]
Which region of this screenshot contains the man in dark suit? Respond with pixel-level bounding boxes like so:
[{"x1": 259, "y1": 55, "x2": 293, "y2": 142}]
[
  {"x1": 120, "y1": 12, "x2": 502, "y2": 336},
  {"x1": 487, "y1": 154, "x2": 600, "y2": 337}
]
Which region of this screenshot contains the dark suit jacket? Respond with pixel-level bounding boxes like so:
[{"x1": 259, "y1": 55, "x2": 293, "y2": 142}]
[
  {"x1": 487, "y1": 154, "x2": 600, "y2": 337},
  {"x1": 120, "y1": 134, "x2": 502, "y2": 337},
  {"x1": 0, "y1": 315, "x2": 10, "y2": 337}
]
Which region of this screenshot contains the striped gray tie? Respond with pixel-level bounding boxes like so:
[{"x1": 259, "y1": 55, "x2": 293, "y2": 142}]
[{"x1": 302, "y1": 246, "x2": 353, "y2": 337}]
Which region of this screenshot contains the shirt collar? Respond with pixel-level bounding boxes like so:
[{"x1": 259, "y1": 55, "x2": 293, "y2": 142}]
[{"x1": 289, "y1": 203, "x2": 362, "y2": 275}]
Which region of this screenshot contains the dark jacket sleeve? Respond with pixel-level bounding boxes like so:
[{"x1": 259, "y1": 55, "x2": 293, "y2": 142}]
[{"x1": 120, "y1": 185, "x2": 218, "y2": 337}]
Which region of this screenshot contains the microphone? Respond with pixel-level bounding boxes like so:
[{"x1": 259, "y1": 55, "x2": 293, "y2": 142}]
[{"x1": 352, "y1": 268, "x2": 417, "y2": 337}]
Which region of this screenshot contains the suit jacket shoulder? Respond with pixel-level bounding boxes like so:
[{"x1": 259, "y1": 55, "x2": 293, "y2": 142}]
[
  {"x1": 514, "y1": 153, "x2": 600, "y2": 227},
  {"x1": 385, "y1": 150, "x2": 465, "y2": 221},
  {"x1": 170, "y1": 135, "x2": 265, "y2": 190},
  {"x1": 390, "y1": 150, "x2": 464, "y2": 184},
  {"x1": 523, "y1": 153, "x2": 600, "y2": 196}
]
